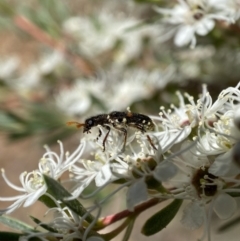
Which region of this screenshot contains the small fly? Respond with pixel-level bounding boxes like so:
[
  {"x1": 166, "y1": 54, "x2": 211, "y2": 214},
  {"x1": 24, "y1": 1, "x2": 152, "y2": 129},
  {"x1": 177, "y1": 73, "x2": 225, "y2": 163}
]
[{"x1": 67, "y1": 111, "x2": 157, "y2": 151}]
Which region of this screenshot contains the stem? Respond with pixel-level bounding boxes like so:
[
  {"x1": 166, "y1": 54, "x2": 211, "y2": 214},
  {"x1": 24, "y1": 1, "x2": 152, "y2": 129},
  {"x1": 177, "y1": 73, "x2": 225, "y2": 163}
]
[
  {"x1": 98, "y1": 198, "x2": 163, "y2": 228},
  {"x1": 101, "y1": 218, "x2": 131, "y2": 240}
]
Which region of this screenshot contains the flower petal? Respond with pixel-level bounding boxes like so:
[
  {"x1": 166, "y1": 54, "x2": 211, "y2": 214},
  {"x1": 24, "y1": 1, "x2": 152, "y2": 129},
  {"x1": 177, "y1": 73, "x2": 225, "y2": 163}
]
[
  {"x1": 196, "y1": 19, "x2": 215, "y2": 36},
  {"x1": 213, "y1": 193, "x2": 237, "y2": 220},
  {"x1": 153, "y1": 161, "x2": 178, "y2": 182},
  {"x1": 209, "y1": 150, "x2": 240, "y2": 176},
  {"x1": 95, "y1": 164, "x2": 112, "y2": 187},
  {"x1": 23, "y1": 186, "x2": 46, "y2": 207},
  {"x1": 127, "y1": 178, "x2": 148, "y2": 211},
  {"x1": 181, "y1": 202, "x2": 204, "y2": 229},
  {"x1": 174, "y1": 26, "x2": 194, "y2": 46}
]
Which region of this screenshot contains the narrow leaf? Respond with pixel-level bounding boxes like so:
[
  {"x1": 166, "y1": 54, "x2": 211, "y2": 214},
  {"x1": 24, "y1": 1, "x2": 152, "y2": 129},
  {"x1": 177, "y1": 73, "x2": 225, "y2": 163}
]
[
  {"x1": 142, "y1": 199, "x2": 183, "y2": 236},
  {"x1": 43, "y1": 175, "x2": 94, "y2": 223},
  {"x1": 30, "y1": 216, "x2": 57, "y2": 233},
  {"x1": 38, "y1": 194, "x2": 58, "y2": 208},
  {"x1": 0, "y1": 215, "x2": 36, "y2": 233},
  {"x1": 122, "y1": 217, "x2": 136, "y2": 241}
]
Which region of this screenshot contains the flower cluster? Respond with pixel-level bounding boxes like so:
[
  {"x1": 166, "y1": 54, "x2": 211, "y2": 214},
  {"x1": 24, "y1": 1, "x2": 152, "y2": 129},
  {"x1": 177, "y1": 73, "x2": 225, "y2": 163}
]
[
  {"x1": 0, "y1": 51, "x2": 64, "y2": 97},
  {"x1": 55, "y1": 68, "x2": 173, "y2": 117},
  {"x1": 1, "y1": 83, "x2": 240, "y2": 240},
  {"x1": 63, "y1": 12, "x2": 160, "y2": 66},
  {"x1": 156, "y1": 0, "x2": 240, "y2": 47}
]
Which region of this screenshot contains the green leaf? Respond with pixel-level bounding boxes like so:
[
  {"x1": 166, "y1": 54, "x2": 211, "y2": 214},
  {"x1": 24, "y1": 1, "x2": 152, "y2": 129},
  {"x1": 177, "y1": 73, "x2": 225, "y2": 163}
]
[
  {"x1": 122, "y1": 217, "x2": 137, "y2": 241},
  {"x1": 0, "y1": 111, "x2": 25, "y2": 132},
  {"x1": 30, "y1": 216, "x2": 57, "y2": 233},
  {"x1": 0, "y1": 215, "x2": 36, "y2": 232},
  {"x1": 0, "y1": 232, "x2": 22, "y2": 240},
  {"x1": 5, "y1": 110, "x2": 28, "y2": 125},
  {"x1": 38, "y1": 194, "x2": 58, "y2": 209},
  {"x1": 141, "y1": 199, "x2": 183, "y2": 236},
  {"x1": 43, "y1": 175, "x2": 94, "y2": 223},
  {"x1": 0, "y1": 1, "x2": 15, "y2": 17},
  {"x1": 227, "y1": 191, "x2": 240, "y2": 197}
]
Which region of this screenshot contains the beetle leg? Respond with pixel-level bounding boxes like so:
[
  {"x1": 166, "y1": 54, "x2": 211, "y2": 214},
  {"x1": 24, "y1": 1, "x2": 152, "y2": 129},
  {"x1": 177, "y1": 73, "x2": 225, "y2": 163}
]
[
  {"x1": 102, "y1": 125, "x2": 111, "y2": 152},
  {"x1": 112, "y1": 123, "x2": 127, "y2": 152},
  {"x1": 133, "y1": 125, "x2": 157, "y2": 150},
  {"x1": 147, "y1": 135, "x2": 157, "y2": 150}
]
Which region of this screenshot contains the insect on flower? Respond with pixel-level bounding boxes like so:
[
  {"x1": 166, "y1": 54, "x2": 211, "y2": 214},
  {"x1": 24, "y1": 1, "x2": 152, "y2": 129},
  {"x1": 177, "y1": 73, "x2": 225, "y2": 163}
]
[{"x1": 67, "y1": 111, "x2": 157, "y2": 151}]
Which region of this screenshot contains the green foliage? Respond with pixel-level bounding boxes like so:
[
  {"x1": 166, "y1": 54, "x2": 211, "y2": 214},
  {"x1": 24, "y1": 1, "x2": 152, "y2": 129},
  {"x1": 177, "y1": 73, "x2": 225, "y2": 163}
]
[
  {"x1": 19, "y1": 0, "x2": 70, "y2": 38},
  {"x1": 122, "y1": 217, "x2": 137, "y2": 241},
  {"x1": 0, "y1": 232, "x2": 23, "y2": 241},
  {"x1": 30, "y1": 216, "x2": 58, "y2": 233},
  {"x1": 141, "y1": 199, "x2": 183, "y2": 236},
  {"x1": 38, "y1": 194, "x2": 59, "y2": 209},
  {"x1": 0, "y1": 215, "x2": 36, "y2": 233},
  {"x1": 0, "y1": 0, "x2": 15, "y2": 18},
  {"x1": 43, "y1": 174, "x2": 95, "y2": 223},
  {"x1": 0, "y1": 104, "x2": 75, "y2": 144}
]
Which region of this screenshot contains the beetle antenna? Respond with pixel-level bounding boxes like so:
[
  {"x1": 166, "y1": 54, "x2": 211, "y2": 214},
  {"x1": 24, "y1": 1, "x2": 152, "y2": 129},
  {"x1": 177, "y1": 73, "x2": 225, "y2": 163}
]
[{"x1": 67, "y1": 121, "x2": 85, "y2": 129}]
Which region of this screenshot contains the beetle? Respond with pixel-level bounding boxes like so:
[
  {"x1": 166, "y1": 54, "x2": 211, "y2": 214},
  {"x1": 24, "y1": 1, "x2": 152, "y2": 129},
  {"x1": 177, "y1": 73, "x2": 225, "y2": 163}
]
[{"x1": 67, "y1": 111, "x2": 156, "y2": 151}]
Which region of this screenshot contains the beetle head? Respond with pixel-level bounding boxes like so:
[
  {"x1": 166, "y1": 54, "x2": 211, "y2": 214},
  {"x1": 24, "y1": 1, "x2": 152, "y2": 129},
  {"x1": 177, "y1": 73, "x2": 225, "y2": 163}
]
[{"x1": 83, "y1": 118, "x2": 95, "y2": 133}]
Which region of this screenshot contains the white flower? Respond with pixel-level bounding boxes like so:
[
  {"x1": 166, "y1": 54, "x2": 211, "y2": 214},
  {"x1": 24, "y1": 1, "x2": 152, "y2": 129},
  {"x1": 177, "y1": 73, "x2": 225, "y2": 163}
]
[
  {"x1": 196, "y1": 111, "x2": 236, "y2": 156},
  {"x1": 69, "y1": 121, "x2": 161, "y2": 199},
  {"x1": 55, "y1": 76, "x2": 106, "y2": 117},
  {"x1": 38, "y1": 51, "x2": 64, "y2": 75},
  {"x1": 63, "y1": 13, "x2": 159, "y2": 64},
  {"x1": 63, "y1": 14, "x2": 138, "y2": 55},
  {"x1": 20, "y1": 204, "x2": 101, "y2": 241},
  {"x1": 0, "y1": 56, "x2": 19, "y2": 79},
  {"x1": 10, "y1": 65, "x2": 41, "y2": 91},
  {"x1": 0, "y1": 141, "x2": 85, "y2": 213},
  {"x1": 40, "y1": 140, "x2": 86, "y2": 177},
  {"x1": 152, "y1": 91, "x2": 200, "y2": 150},
  {"x1": 216, "y1": 0, "x2": 240, "y2": 21},
  {"x1": 69, "y1": 125, "x2": 137, "y2": 199},
  {"x1": 55, "y1": 68, "x2": 173, "y2": 117},
  {"x1": 4, "y1": 51, "x2": 65, "y2": 96},
  {"x1": 164, "y1": 141, "x2": 239, "y2": 238},
  {"x1": 196, "y1": 83, "x2": 240, "y2": 156},
  {"x1": 155, "y1": 0, "x2": 230, "y2": 47},
  {"x1": 55, "y1": 85, "x2": 92, "y2": 117},
  {"x1": 0, "y1": 169, "x2": 47, "y2": 214},
  {"x1": 69, "y1": 141, "x2": 123, "y2": 198},
  {"x1": 2, "y1": 80, "x2": 240, "y2": 241},
  {"x1": 106, "y1": 68, "x2": 173, "y2": 110}
]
